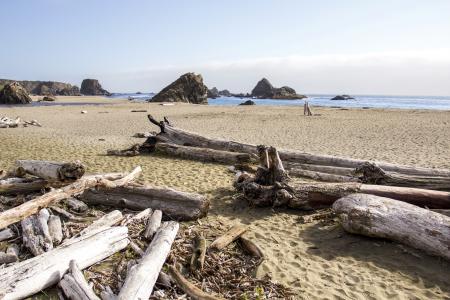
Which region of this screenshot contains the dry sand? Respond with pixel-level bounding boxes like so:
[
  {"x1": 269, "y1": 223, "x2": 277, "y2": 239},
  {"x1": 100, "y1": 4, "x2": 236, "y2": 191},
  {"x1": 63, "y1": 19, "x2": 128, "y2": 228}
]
[{"x1": 1, "y1": 96, "x2": 450, "y2": 299}]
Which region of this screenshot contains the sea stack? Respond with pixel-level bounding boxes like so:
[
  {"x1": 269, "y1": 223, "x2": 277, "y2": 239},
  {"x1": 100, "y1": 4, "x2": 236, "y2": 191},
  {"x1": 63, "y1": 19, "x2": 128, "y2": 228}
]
[
  {"x1": 207, "y1": 87, "x2": 220, "y2": 99},
  {"x1": 0, "y1": 82, "x2": 32, "y2": 104},
  {"x1": 251, "y1": 78, "x2": 306, "y2": 99},
  {"x1": 149, "y1": 73, "x2": 208, "y2": 104},
  {"x1": 80, "y1": 79, "x2": 110, "y2": 96},
  {"x1": 331, "y1": 95, "x2": 355, "y2": 100}
]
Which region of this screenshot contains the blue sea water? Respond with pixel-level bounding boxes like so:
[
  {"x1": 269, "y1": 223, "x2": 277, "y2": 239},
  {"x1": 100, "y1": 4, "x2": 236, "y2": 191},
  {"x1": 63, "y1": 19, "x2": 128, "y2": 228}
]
[{"x1": 110, "y1": 93, "x2": 450, "y2": 111}]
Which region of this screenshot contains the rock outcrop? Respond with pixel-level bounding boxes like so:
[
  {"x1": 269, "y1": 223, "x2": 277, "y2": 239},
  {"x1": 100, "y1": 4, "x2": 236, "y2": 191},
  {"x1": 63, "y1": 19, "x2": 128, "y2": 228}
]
[
  {"x1": 149, "y1": 73, "x2": 208, "y2": 104},
  {"x1": 80, "y1": 79, "x2": 110, "y2": 96},
  {"x1": 239, "y1": 100, "x2": 256, "y2": 106},
  {"x1": 251, "y1": 78, "x2": 306, "y2": 100},
  {"x1": 207, "y1": 87, "x2": 220, "y2": 99},
  {"x1": 0, "y1": 82, "x2": 32, "y2": 104},
  {"x1": 0, "y1": 79, "x2": 80, "y2": 96},
  {"x1": 41, "y1": 95, "x2": 56, "y2": 102},
  {"x1": 331, "y1": 95, "x2": 355, "y2": 100},
  {"x1": 219, "y1": 89, "x2": 231, "y2": 97}
]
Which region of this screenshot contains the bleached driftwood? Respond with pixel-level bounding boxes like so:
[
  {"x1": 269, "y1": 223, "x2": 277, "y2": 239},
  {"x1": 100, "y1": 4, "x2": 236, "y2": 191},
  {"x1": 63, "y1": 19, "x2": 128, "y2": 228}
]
[
  {"x1": 0, "y1": 116, "x2": 20, "y2": 128},
  {"x1": 209, "y1": 225, "x2": 247, "y2": 251},
  {"x1": 117, "y1": 222, "x2": 179, "y2": 300},
  {"x1": 0, "y1": 226, "x2": 129, "y2": 299},
  {"x1": 144, "y1": 209, "x2": 162, "y2": 240},
  {"x1": 0, "y1": 167, "x2": 141, "y2": 230},
  {"x1": 15, "y1": 160, "x2": 86, "y2": 181},
  {"x1": 21, "y1": 211, "x2": 53, "y2": 256},
  {"x1": 67, "y1": 197, "x2": 89, "y2": 213},
  {"x1": 59, "y1": 260, "x2": 100, "y2": 300},
  {"x1": 48, "y1": 214, "x2": 63, "y2": 245},
  {"x1": 0, "y1": 228, "x2": 14, "y2": 241},
  {"x1": 0, "y1": 244, "x2": 19, "y2": 264},
  {"x1": 79, "y1": 210, "x2": 123, "y2": 237},
  {"x1": 333, "y1": 194, "x2": 450, "y2": 260},
  {"x1": 168, "y1": 265, "x2": 225, "y2": 300},
  {"x1": 82, "y1": 185, "x2": 209, "y2": 221}
]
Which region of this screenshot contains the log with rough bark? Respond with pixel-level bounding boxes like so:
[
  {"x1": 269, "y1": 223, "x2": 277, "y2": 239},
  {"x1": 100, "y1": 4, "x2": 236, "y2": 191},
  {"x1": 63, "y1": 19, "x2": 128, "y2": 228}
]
[
  {"x1": 209, "y1": 225, "x2": 248, "y2": 251},
  {"x1": 144, "y1": 209, "x2": 162, "y2": 240},
  {"x1": 15, "y1": 160, "x2": 86, "y2": 181},
  {"x1": 155, "y1": 142, "x2": 255, "y2": 165},
  {"x1": 59, "y1": 260, "x2": 100, "y2": 300},
  {"x1": 117, "y1": 221, "x2": 179, "y2": 300},
  {"x1": 190, "y1": 233, "x2": 206, "y2": 271},
  {"x1": 168, "y1": 265, "x2": 225, "y2": 300},
  {"x1": 0, "y1": 226, "x2": 129, "y2": 300},
  {"x1": 82, "y1": 185, "x2": 209, "y2": 221},
  {"x1": 333, "y1": 194, "x2": 450, "y2": 260},
  {"x1": 144, "y1": 116, "x2": 450, "y2": 178},
  {"x1": 0, "y1": 167, "x2": 141, "y2": 230}
]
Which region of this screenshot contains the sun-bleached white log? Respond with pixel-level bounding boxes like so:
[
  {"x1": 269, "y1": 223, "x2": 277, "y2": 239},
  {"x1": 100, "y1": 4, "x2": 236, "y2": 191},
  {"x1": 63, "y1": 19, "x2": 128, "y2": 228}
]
[
  {"x1": 15, "y1": 160, "x2": 86, "y2": 181},
  {"x1": 333, "y1": 194, "x2": 450, "y2": 260},
  {"x1": 0, "y1": 226, "x2": 129, "y2": 300},
  {"x1": 78, "y1": 210, "x2": 123, "y2": 237},
  {"x1": 59, "y1": 260, "x2": 100, "y2": 300},
  {"x1": 117, "y1": 221, "x2": 179, "y2": 300},
  {"x1": 48, "y1": 215, "x2": 63, "y2": 245},
  {"x1": 144, "y1": 210, "x2": 162, "y2": 240}
]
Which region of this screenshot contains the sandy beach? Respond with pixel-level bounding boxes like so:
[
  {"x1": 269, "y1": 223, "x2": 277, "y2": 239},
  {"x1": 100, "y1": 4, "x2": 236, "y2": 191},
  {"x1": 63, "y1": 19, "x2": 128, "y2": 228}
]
[{"x1": 1, "y1": 96, "x2": 450, "y2": 299}]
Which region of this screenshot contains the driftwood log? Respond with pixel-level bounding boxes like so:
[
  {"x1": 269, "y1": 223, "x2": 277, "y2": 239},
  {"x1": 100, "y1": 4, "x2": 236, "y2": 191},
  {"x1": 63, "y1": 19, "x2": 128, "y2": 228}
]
[
  {"x1": 0, "y1": 227, "x2": 129, "y2": 299},
  {"x1": 333, "y1": 194, "x2": 450, "y2": 260},
  {"x1": 0, "y1": 167, "x2": 141, "y2": 230},
  {"x1": 209, "y1": 225, "x2": 248, "y2": 251},
  {"x1": 15, "y1": 160, "x2": 86, "y2": 181},
  {"x1": 81, "y1": 185, "x2": 209, "y2": 221},
  {"x1": 59, "y1": 260, "x2": 100, "y2": 300},
  {"x1": 118, "y1": 222, "x2": 179, "y2": 300},
  {"x1": 144, "y1": 209, "x2": 162, "y2": 240},
  {"x1": 0, "y1": 228, "x2": 14, "y2": 242}
]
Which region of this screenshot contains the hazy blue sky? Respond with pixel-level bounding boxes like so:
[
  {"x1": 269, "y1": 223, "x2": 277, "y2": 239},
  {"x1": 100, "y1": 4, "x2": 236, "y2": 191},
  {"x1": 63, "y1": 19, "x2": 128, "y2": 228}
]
[{"x1": 1, "y1": 0, "x2": 450, "y2": 95}]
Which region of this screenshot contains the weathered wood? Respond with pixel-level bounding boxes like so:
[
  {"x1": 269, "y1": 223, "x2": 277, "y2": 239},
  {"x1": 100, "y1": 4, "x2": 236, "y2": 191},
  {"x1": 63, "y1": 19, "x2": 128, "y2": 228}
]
[
  {"x1": 333, "y1": 194, "x2": 450, "y2": 260},
  {"x1": 0, "y1": 228, "x2": 14, "y2": 241},
  {"x1": 146, "y1": 116, "x2": 450, "y2": 178},
  {"x1": 0, "y1": 244, "x2": 19, "y2": 264},
  {"x1": 239, "y1": 236, "x2": 264, "y2": 258},
  {"x1": 144, "y1": 209, "x2": 162, "y2": 240},
  {"x1": 37, "y1": 208, "x2": 53, "y2": 251},
  {"x1": 79, "y1": 210, "x2": 123, "y2": 237},
  {"x1": 67, "y1": 197, "x2": 89, "y2": 213},
  {"x1": 100, "y1": 286, "x2": 117, "y2": 300},
  {"x1": 15, "y1": 160, "x2": 86, "y2": 181},
  {"x1": 117, "y1": 221, "x2": 179, "y2": 300},
  {"x1": 168, "y1": 265, "x2": 225, "y2": 300},
  {"x1": 155, "y1": 142, "x2": 255, "y2": 165},
  {"x1": 0, "y1": 227, "x2": 129, "y2": 300},
  {"x1": 82, "y1": 185, "x2": 209, "y2": 221},
  {"x1": 48, "y1": 215, "x2": 63, "y2": 245},
  {"x1": 123, "y1": 208, "x2": 152, "y2": 226},
  {"x1": 59, "y1": 260, "x2": 100, "y2": 300},
  {"x1": 190, "y1": 233, "x2": 207, "y2": 271},
  {"x1": 287, "y1": 168, "x2": 359, "y2": 183},
  {"x1": 0, "y1": 177, "x2": 53, "y2": 195},
  {"x1": 21, "y1": 215, "x2": 48, "y2": 256},
  {"x1": 0, "y1": 167, "x2": 141, "y2": 230},
  {"x1": 285, "y1": 163, "x2": 354, "y2": 176},
  {"x1": 209, "y1": 225, "x2": 248, "y2": 251}
]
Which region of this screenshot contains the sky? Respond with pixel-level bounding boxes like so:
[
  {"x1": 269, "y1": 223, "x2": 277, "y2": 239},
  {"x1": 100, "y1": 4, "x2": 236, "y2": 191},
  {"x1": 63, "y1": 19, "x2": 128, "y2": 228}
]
[{"x1": 1, "y1": 0, "x2": 450, "y2": 95}]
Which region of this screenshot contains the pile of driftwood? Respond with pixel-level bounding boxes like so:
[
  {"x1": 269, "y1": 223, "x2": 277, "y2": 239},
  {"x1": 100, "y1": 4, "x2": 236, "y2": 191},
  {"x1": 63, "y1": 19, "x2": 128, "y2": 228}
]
[
  {"x1": 108, "y1": 115, "x2": 450, "y2": 262},
  {"x1": 0, "y1": 159, "x2": 291, "y2": 299},
  {"x1": 0, "y1": 116, "x2": 42, "y2": 128}
]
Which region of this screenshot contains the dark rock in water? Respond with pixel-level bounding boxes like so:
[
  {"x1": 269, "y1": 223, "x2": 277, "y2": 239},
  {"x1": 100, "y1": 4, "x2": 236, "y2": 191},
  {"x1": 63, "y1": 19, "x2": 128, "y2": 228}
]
[
  {"x1": 251, "y1": 78, "x2": 306, "y2": 100},
  {"x1": 219, "y1": 89, "x2": 231, "y2": 97},
  {"x1": 239, "y1": 100, "x2": 256, "y2": 106},
  {"x1": 331, "y1": 95, "x2": 355, "y2": 100},
  {"x1": 0, "y1": 82, "x2": 32, "y2": 104},
  {"x1": 149, "y1": 73, "x2": 208, "y2": 104},
  {"x1": 0, "y1": 79, "x2": 80, "y2": 96},
  {"x1": 42, "y1": 95, "x2": 56, "y2": 102},
  {"x1": 136, "y1": 92, "x2": 142, "y2": 94},
  {"x1": 80, "y1": 79, "x2": 110, "y2": 96},
  {"x1": 207, "y1": 87, "x2": 220, "y2": 99}
]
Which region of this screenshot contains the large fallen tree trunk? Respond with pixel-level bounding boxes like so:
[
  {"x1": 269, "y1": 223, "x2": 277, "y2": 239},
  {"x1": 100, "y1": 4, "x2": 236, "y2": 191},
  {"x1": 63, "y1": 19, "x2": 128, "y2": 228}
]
[
  {"x1": 0, "y1": 167, "x2": 141, "y2": 230},
  {"x1": 81, "y1": 185, "x2": 209, "y2": 221},
  {"x1": 15, "y1": 160, "x2": 86, "y2": 181},
  {"x1": 155, "y1": 142, "x2": 255, "y2": 165},
  {"x1": 0, "y1": 226, "x2": 129, "y2": 300},
  {"x1": 143, "y1": 115, "x2": 450, "y2": 178},
  {"x1": 333, "y1": 194, "x2": 450, "y2": 260},
  {"x1": 118, "y1": 221, "x2": 179, "y2": 300}
]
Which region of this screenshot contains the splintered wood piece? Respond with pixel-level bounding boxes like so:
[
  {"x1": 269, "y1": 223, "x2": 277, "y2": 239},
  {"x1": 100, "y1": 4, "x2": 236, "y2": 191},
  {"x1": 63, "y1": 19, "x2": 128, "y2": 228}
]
[
  {"x1": 209, "y1": 225, "x2": 248, "y2": 251},
  {"x1": 144, "y1": 210, "x2": 162, "y2": 240},
  {"x1": 168, "y1": 265, "x2": 225, "y2": 300},
  {"x1": 118, "y1": 222, "x2": 179, "y2": 300},
  {"x1": 59, "y1": 260, "x2": 100, "y2": 300},
  {"x1": 333, "y1": 194, "x2": 450, "y2": 260},
  {"x1": 0, "y1": 227, "x2": 129, "y2": 299}
]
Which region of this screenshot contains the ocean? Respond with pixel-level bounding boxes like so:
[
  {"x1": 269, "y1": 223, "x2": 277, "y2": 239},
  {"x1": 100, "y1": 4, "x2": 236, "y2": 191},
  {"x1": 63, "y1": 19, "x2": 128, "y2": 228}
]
[{"x1": 110, "y1": 93, "x2": 450, "y2": 111}]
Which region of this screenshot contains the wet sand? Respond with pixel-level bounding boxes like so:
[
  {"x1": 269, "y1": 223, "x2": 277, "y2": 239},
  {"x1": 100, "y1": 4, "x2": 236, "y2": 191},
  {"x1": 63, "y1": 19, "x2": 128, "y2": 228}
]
[{"x1": 1, "y1": 96, "x2": 449, "y2": 299}]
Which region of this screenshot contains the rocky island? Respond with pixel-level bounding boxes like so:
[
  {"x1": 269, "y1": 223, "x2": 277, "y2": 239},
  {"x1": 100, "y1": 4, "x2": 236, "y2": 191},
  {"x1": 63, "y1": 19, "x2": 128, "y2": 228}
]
[
  {"x1": 251, "y1": 78, "x2": 306, "y2": 100},
  {"x1": 331, "y1": 94, "x2": 355, "y2": 100},
  {"x1": 80, "y1": 79, "x2": 111, "y2": 96},
  {"x1": 149, "y1": 73, "x2": 208, "y2": 104}
]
